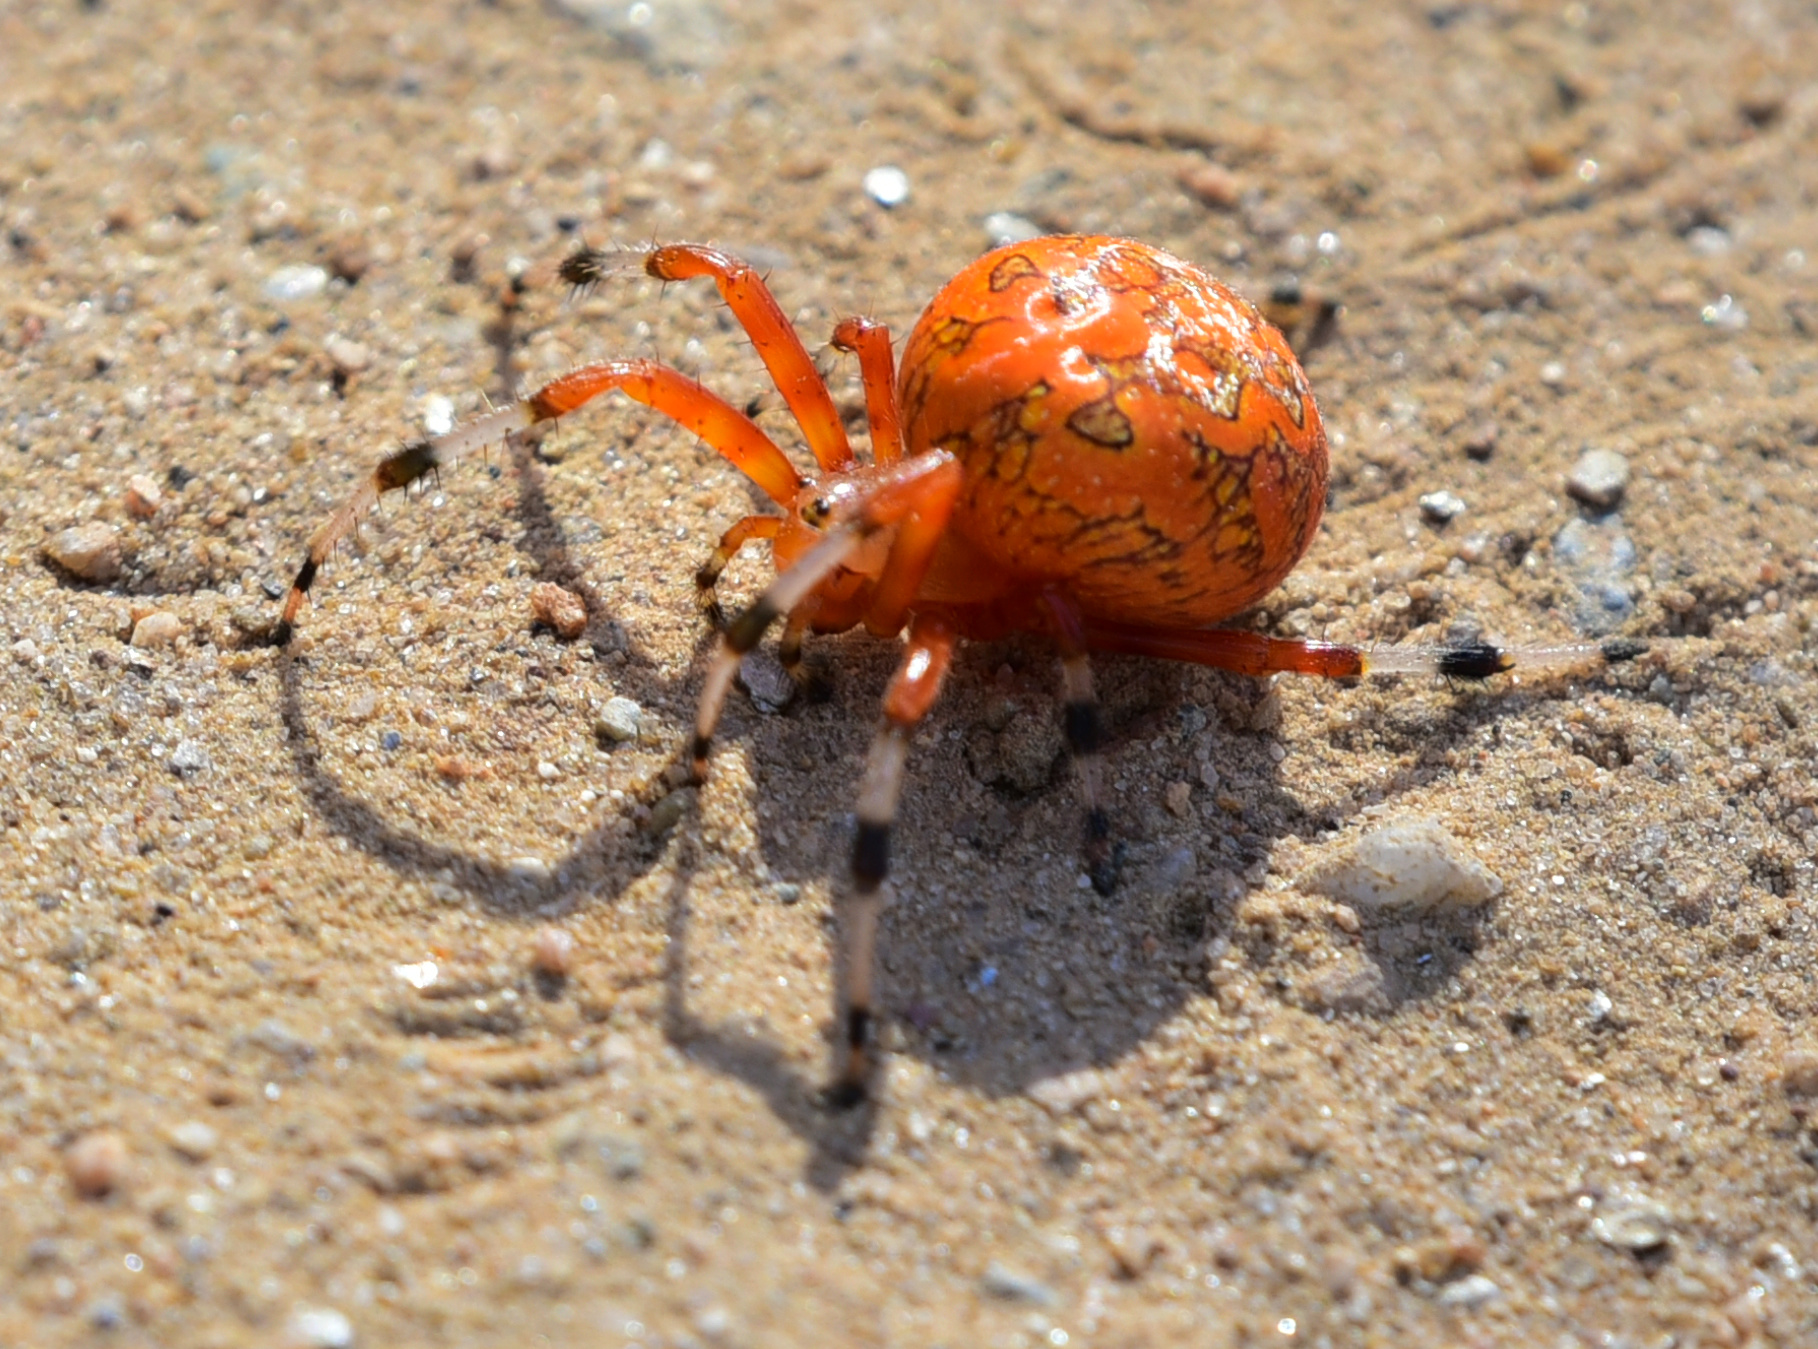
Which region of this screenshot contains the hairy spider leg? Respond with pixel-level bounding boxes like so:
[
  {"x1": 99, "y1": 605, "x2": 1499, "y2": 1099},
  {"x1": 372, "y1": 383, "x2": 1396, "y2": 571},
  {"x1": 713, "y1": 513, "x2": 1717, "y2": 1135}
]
[
  {"x1": 688, "y1": 451, "x2": 966, "y2": 777},
  {"x1": 640, "y1": 244, "x2": 857, "y2": 473},
  {"x1": 695, "y1": 514, "x2": 784, "y2": 627},
  {"x1": 1041, "y1": 591, "x2": 1118, "y2": 894},
  {"x1": 834, "y1": 610, "x2": 959, "y2": 1106},
  {"x1": 831, "y1": 317, "x2": 904, "y2": 465},
  {"x1": 1080, "y1": 618, "x2": 1633, "y2": 681},
  {"x1": 275, "y1": 363, "x2": 807, "y2": 642}
]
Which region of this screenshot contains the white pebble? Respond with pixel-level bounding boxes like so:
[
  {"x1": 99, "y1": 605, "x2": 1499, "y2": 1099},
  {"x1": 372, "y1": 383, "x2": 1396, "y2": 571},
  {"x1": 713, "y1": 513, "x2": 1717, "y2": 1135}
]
[
  {"x1": 1297, "y1": 818, "x2": 1503, "y2": 913},
  {"x1": 537, "y1": 760, "x2": 561, "y2": 781},
  {"x1": 1026, "y1": 1067, "x2": 1110, "y2": 1115},
  {"x1": 44, "y1": 523, "x2": 123, "y2": 582},
  {"x1": 168, "y1": 740, "x2": 212, "y2": 778},
  {"x1": 287, "y1": 1306, "x2": 355, "y2": 1349},
  {"x1": 423, "y1": 394, "x2": 456, "y2": 436},
  {"x1": 863, "y1": 165, "x2": 910, "y2": 208},
  {"x1": 166, "y1": 1120, "x2": 218, "y2": 1162},
  {"x1": 263, "y1": 264, "x2": 329, "y2": 303},
  {"x1": 1435, "y1": 1274, "x2": 1502, "y2": 1309}
]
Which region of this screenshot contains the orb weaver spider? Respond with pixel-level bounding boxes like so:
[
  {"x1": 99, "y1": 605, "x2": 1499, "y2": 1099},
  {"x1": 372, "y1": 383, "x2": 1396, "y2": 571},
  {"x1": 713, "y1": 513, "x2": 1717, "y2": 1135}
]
[{"x1": 277, "y1": 235, "x2": 1630, "y2": 1105}]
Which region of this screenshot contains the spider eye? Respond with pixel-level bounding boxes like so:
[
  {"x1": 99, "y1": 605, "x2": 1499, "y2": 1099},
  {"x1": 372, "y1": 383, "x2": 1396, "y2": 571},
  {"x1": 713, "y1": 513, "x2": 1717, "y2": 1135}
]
[{"x1": 802, "y1": 497, "x2": 831, "y2": 526}]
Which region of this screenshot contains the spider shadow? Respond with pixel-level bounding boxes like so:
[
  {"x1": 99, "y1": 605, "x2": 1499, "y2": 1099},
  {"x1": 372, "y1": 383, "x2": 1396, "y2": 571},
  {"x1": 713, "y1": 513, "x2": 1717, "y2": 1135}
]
[
  {"x1": 275, "y1": 437, "x2": 881, "y2": 1187},
  {"x1": 736, "y1": 650, "x2": 1549, "y2": 1101},
  {"x1": 279, "y1": 437, "x2": 1556, "y2": 1168}
]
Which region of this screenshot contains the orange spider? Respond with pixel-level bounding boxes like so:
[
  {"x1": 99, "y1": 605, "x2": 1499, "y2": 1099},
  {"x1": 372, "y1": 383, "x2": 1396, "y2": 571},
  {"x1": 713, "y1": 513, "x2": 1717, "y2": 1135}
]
[{"x1": 278, "y1": 235, "x2": 1623, "y2": 1104}]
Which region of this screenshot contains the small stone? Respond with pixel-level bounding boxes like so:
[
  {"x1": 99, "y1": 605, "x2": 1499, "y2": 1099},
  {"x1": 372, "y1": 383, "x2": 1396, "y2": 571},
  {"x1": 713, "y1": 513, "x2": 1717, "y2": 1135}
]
[
  {"x1": 980, "y1": 1261, "x2": 1058, "y2": 1307},
  {"x1": 130, "y1": 610, "x2": 182, "y2": 648},
  {"x1": 594, "y1": 696, "x2": 642, "y2": 743},
  {"x1": 537, "y1": 761, "x2": 561, "y2": 781},
  {"x1": 1780, "y1": 1048, "x2": 1818, "y2": 1096},
  {"x1": 529, "y1": 582, "x2": 587, "y2": 639},
  {"x1": 531, "y1": 926, "x2": 575, "y2": 977},
  {"x1": 165, "y1": 1120, "x2": 218, "y2": 1162},
  {"x1": 323, "y1": 335, "x2": 371, "y2": 375},
  {"x1": 1593, "y1": 1201, "x2": 1673, "y2": 1252},
  {"x1": 863, "y1": 164, "x2": 910, "y2": 208},
  {"x1": 1178, "y1": 159, "x2": 1242, "y2": 209},
  {"x1": 738, "y1": 647, "x2": 796, "y2": 714},
  {"x1": 508, "y1": 855, "x2": 552, "y2": 882},
  {"x1": 982, "y1": 212, "x2": 1043, "y2": 247},
  {"x1": 65, "y1": 1131, "x2": 128, "y2": 1198},
  {"x1": 124, "y1": 474, "x2": 163, "y2": 519},
  {"x1": 264, "y1": 264, "x2": 329, "y2": 303},
  {"x1": 1566, "y1": 448, "x2": 1631, "y2": 509},
  {"x1": 1539, "y1": 360, "x2": 1568, "y2": 388},
  {"x1": 1164, "y1": 781, "x2": 1193, "y2": 818},
  {"x1": 1435, "y1": 1274, "x2": 1503, "y2": 1309},
  {"x1": 325, "y1": 237, "x2": 372, "y2": 283},
  {"x1": 287, "y1": 1306, "x2": 355, "y2": 1349},
  {"x1": 1298, "y1": 818, "x2": 1503, "y2": 913},
  {"x1": 1027, "y1": 1067, "x2": 1109, "y2": 1115},
  {"x1": 168, "y1": 740, "x2": 212, "y2": 778},
  {"x1": 1419, "y1": 490, "x2": 1467, "y2": 524},
  {"x1": 1461, "y1": 421, "x2": 1499, "y2": 460},
  {"x1": 642, "y1": 788, "x2": 691, "y2": 837},
  {"x1": 11, "y1": 638, "x2": 41, "y2": 665},
  {"x1": 44, "y1": 523, "x2": 123, "y2": 582}
]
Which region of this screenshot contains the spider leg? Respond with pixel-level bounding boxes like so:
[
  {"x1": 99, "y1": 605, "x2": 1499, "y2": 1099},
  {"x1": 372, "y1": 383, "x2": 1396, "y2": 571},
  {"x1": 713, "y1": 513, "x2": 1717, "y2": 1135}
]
[
  {"x1": 636, "y1": 244, "x2": 857, "y2": 473},
  {"x1": 694, "y1": 514, "x2": 783, "y2": 629},
  {"x1": 1079, "y1": 618, "x2": 1631, "y2": 681},
  {"x1": 834, "y1": 610, "x2": 958, "y2": 1107},
  {"x1": 277, "y1": 364, "x2": 806, "y2": 643},
  {"x1": 831, "y1": 316, "x2": 904, "y2": 465},
  {"x1": 1041, "y1": 592, "x2": 1119, "y2": 894}
]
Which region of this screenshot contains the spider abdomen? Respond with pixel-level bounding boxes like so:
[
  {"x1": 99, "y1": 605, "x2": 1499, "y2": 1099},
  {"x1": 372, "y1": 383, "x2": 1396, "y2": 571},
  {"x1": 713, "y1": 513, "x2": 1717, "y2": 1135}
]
[{"x1": 898, "y1": 235, "x2": 1328, "y2": 628}]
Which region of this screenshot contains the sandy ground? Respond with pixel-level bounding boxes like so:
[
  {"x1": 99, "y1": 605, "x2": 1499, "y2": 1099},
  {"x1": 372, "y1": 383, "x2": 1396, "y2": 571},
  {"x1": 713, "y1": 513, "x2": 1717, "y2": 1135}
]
[{"x1": 4, "y1": 1, "x2": 1817, "y2": 1345}]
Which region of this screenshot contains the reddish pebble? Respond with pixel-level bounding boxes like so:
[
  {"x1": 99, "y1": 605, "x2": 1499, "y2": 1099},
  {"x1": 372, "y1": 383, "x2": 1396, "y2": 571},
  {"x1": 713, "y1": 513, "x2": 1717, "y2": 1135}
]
[
  {"x1": 1178, "y1": 159, "x2": 1242, "y2": 209},
  {"x1": 530, "y1": 582, "x2": 587, "y2": 639},
  {"x1": 532, "y1": 926, "x2": 575, "y2": 977},
  {"x1": 125, "y1": 474, "x2": 163, "y2": 519},
  {"x1": 65, "y1": 1130, "x2": 129, "y2": 1198}
]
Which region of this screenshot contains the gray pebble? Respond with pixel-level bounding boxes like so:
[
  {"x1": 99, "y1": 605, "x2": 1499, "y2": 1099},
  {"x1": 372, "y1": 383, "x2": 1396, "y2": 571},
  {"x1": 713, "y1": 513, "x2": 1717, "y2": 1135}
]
[
  {"x1": 1552, "y1": 516, "x2": 1637, "y2": 632},
  {"x1": 168, "y1": 740, "x2": 212, "y2": 778},
  {"x1": 1418, "y1": 490, "x2": 1467, "y2": 524},
  {"x1": 1566, "y1": 447, "x2": 1631, "y2": 509},
  {"x1": 593, "y1": 696, "x2": 642, "y2": 743},
  {"x1": 979, "y1": 1260, "x2": 1059, "y2": 1307},
  {"x1": 642, "y1": 788, "x2": 691, "y2": 837},
  {"x1": 738, "y1": 648, "x2": 796, "y2": 714},
  {"x1": 44, "y1": 523, "x2": 123, "y2": 582},
  {"x1": 1592, "y1": 1201, "x2": 1673, "y2": 1251}
]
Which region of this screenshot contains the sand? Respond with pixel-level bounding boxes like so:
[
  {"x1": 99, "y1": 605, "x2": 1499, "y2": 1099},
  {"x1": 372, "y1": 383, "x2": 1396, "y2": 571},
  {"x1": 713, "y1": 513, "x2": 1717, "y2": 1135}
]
[{"x1": 2, "y1": 1, "x2": 1815, "y2": 1344}]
